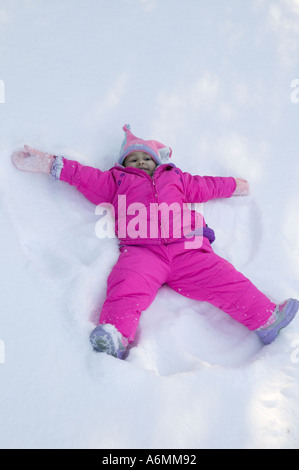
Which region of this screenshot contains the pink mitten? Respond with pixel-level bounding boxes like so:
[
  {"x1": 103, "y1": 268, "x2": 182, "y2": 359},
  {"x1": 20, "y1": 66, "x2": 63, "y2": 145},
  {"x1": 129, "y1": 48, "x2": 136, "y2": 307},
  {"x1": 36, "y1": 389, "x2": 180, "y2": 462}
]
[
  {"x1": 11, "y1": 145, "x2": 55, "y2": 174},
  {"x1": 233, "y1": 178, "x2": 250, "y2": 196}
]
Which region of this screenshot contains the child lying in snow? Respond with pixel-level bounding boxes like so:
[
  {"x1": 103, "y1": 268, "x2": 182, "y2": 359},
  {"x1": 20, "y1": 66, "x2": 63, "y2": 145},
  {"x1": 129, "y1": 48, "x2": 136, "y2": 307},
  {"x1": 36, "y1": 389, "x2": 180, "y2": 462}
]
[{"x1": 11, "y1": 124, "x2": 299, "y2": 359}]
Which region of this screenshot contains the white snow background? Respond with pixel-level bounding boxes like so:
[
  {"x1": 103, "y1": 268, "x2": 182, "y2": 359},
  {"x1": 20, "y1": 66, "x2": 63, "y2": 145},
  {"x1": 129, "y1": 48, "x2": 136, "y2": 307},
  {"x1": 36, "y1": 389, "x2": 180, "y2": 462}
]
[{"x1": 0, "y1": 0, "x2": 299, "y2": 449}]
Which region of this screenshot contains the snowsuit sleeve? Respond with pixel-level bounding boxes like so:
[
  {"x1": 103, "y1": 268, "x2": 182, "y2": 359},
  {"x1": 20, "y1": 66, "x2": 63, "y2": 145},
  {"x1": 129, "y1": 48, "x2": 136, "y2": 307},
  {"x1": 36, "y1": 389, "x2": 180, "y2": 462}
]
[
  {"x1": 182, "y1": 172, "x2": 236, "y2": 202},
  {"x1": 58, "y1": 157, "x2": 116, "y2": 205}
]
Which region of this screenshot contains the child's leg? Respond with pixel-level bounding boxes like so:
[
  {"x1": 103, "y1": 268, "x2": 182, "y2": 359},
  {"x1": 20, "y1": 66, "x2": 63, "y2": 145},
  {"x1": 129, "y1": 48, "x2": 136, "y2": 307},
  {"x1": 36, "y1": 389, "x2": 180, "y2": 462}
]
[
  {"x1": 99, "y1": 245, "x2": 170, "y2": 342},
  {"x1": 167, "y1": 241, "x2": 276, "y2": 330}
]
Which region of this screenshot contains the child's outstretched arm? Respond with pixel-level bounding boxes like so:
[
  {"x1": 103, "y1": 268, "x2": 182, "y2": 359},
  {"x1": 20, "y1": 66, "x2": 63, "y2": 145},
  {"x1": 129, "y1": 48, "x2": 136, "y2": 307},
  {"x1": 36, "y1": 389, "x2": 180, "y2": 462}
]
[
  {"x1": 11, "y1": 146, "x2": 55, "y2": 174},
  {"x1": 183, "y1": 172, "x2": 249, "y2": 202},
  {"x1": 11, "y1": 145, "x2": 116, "y2": 206}
]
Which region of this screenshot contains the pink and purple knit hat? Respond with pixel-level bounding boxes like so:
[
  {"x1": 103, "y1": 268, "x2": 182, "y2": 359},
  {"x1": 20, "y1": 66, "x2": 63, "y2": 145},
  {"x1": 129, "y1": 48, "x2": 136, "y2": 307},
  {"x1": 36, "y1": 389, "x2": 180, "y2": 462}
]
[{"x1": 118, "y1": 124, "x2": 172, "y2": 166}]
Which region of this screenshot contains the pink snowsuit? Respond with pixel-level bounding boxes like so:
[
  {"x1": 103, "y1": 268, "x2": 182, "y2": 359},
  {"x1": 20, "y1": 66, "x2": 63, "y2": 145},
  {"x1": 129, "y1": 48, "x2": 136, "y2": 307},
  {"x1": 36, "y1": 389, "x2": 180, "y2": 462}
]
[{"x1": 59, "y1": 158, "x2": 275, "y2": 342}]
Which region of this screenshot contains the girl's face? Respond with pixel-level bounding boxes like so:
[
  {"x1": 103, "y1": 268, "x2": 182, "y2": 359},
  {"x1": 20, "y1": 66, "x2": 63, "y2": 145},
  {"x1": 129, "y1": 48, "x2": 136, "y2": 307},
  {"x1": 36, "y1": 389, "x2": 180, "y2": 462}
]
[{"x1": 124, "y1": 151, "x2": 157, "y2": 177}]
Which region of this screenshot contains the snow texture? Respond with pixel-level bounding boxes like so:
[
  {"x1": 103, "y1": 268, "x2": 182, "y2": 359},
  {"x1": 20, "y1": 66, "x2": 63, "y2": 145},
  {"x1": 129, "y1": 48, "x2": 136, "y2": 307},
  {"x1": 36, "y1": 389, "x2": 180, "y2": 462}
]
[{"x1": 0, "y1": 0, "x2": 299, "y2": 449}]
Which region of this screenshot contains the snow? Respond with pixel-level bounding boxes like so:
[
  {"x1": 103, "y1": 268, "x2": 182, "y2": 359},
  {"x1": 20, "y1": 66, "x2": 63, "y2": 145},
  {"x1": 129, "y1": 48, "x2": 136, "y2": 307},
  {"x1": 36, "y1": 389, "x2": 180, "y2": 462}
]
[{"x1": 0, "y1": 0, "x2": 299, "y2": 449}]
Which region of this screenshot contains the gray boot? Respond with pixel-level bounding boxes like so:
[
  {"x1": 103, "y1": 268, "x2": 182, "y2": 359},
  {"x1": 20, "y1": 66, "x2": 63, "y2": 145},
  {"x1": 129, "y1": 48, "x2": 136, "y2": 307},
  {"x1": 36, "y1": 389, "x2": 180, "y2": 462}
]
[
  {"x1": 256, "y1": 298, "x2": 299, "y2": 345},
  {"x1": 90, "y1": 323, "x2": 129, "y2": 359}
]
